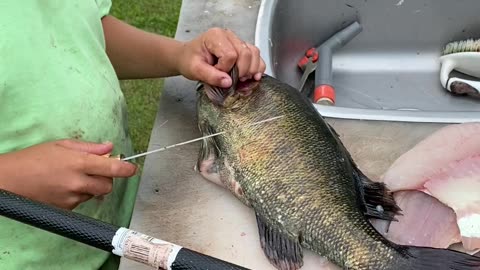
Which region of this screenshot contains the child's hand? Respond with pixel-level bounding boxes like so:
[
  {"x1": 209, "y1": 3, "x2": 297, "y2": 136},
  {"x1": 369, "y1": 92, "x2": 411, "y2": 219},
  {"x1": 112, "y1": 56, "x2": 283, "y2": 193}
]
[
  {"x1": 177, "y1": 27, "x2": 266, "y2": 88},
  {"x1": 0, "y1": 139, "x2": 137, "y2": 210}
]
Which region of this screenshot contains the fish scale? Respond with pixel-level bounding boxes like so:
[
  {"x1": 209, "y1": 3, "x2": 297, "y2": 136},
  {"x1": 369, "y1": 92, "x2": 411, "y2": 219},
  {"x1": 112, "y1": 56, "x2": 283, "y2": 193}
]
[{"x1": 195, "y1": 67, "x2": 480, "y2": 270}]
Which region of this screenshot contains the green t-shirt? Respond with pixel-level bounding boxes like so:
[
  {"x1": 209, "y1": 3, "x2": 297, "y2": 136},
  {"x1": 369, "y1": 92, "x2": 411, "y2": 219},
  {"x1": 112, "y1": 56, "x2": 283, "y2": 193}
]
[{"x1": 0, "y1": 1, "x2": 140, "y2": 269}]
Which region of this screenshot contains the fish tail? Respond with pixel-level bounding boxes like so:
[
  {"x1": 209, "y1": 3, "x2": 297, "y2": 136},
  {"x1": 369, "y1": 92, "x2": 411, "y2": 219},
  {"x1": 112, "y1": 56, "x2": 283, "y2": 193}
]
[{"x1": 398, "y1": 245, "x2": 480, "y2": 270}]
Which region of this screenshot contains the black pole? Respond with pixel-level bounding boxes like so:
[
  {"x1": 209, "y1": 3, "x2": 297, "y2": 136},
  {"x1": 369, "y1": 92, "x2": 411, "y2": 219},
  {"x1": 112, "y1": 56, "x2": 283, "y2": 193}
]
[{"x1": 0, "y1": 189, "x2": 249, "y2": 270}]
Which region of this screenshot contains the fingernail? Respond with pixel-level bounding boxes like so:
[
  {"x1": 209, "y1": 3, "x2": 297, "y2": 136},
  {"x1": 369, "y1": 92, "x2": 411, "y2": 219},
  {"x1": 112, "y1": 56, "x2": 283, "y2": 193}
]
[
  {"x1": 255, "y1": 73, "x2": 262, "y2": 80},
  {"x1": 102, "y1": 141, "x2": 112, "y2": 145},
  {"x1": 220, "y1": 78, "x2": 231, "y2": 88},
  {"x1": 240, "y1": 77, "x2": 247, "y2": 82}
]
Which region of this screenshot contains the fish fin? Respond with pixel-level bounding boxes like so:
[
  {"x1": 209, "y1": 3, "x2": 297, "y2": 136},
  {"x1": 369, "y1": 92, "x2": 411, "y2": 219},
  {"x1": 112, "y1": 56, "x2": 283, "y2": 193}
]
[
  {"x1": 396, "y1": 245, "x2": 480, "y2": 270},
  {"x1": 326, "y1": 123, "x2": 402, "y2": 221},
  {"x1": 199, "y1": 65, "x2": 240, "y2": 106},
  {"x1": 354, "y1": 164, "x2": 402, "y2": 222},
  {"x1": 203, "y1": 84, "x2": 230, "y2": 106},
  {"x1": 256, "y1": 213, "x2": 304, "y2": 270},
  {"x1": 197, "y1": 122, "x2": 221, "y2": 170}
]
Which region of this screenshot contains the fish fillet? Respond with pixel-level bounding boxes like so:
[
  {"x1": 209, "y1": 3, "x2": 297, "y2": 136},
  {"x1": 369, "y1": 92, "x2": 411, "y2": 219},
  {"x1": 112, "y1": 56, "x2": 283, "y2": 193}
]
[
  {"x1": 371, "y1": 190, "x2": 461, "y2": 248},
  {"x1": 381, "y1": 122, "x2": 480, "y2": 251},
  {"x1": 424, "y1": 155, "x2": 480, "y2": 250},
  {"x1": 382, "y1": 122, "x2": 480, "y2": 191}
]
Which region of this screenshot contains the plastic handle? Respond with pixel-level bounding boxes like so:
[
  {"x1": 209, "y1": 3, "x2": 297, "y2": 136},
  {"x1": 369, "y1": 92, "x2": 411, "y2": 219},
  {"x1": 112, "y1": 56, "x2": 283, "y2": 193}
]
[
  {"x1": 440, "y1": 58, "x2": 455, "y2": 88},
  {"x1": 447, "y1": 77, "x2": 480, "y2": 98}
]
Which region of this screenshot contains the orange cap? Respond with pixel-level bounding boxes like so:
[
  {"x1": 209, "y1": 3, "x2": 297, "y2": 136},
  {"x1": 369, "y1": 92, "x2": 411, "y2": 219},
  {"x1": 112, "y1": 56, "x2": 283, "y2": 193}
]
[{"x1": 313, "y1": 85, "x2": 335, "y2": 105}]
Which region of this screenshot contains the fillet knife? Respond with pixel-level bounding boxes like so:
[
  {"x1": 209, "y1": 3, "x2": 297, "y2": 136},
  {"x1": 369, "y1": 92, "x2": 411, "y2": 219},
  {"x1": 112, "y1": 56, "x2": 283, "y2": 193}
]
[{"x1": 119, "y1": 115, "x2": 284, "y2": 161}]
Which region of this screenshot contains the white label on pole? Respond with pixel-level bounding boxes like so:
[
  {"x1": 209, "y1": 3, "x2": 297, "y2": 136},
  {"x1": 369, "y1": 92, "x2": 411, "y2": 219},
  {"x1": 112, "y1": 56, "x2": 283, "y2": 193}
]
[{"x1": 111, "y1": 227, "x2": 182, "y2": 270}]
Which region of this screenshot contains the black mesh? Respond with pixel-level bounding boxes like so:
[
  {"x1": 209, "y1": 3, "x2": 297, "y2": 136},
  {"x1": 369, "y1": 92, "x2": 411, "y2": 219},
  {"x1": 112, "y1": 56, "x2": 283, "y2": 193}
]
[
  {"x1": 171, "y1": 248, "x2": 250, "y2": 270},
  {"x1": 0, "y1": 189, "x2": 117, "y2": 252}
]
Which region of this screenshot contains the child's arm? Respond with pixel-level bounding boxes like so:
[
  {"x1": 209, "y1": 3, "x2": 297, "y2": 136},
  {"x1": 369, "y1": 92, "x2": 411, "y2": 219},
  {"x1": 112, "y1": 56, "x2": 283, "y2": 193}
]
[{"x1": 101, "y1": 15, "x2": 265, "y2": 88}]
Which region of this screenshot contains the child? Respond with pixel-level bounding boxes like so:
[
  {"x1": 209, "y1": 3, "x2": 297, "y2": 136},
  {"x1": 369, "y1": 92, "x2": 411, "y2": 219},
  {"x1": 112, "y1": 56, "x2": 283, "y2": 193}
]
[{"x1": 0, "y1": 1, "x2": 265, "y2": 269}]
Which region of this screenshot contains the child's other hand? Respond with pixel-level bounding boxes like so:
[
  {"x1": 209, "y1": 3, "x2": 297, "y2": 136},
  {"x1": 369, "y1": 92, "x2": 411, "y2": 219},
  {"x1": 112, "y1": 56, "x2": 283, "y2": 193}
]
[
  {"x1": 0, "y1": 139, "x2": 137, "y2": 210},
  {"x1": 177, "y1": 27, "x2": 266, "y2": 88}
]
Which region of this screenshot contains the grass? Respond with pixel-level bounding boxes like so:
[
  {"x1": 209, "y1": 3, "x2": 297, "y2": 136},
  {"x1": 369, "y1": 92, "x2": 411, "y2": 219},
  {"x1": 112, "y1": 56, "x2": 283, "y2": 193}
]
[{"x1": 110, "y1": 0, "x2": 183, "y2": 170}]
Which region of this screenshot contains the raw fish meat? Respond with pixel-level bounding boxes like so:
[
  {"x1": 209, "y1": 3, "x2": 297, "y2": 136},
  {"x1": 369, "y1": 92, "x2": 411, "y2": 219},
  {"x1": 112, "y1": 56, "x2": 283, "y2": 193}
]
[
  {"x1": 380, "y1": 122, "x2": 480, "y2": 251},
  {"x1": 423, "y1": 155, "x2": 480, "y2": 250},
  {"x1": 382, "y1": 122, "x2": 480, "y2": 192},
  {"x1": 370, "y1": 190, "x2": 461, "y2": 248}
]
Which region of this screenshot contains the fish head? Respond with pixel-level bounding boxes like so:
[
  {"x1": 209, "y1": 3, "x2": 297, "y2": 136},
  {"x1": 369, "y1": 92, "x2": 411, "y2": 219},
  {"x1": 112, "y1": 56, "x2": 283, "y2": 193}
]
[{"x1": 197, "y1": 65, "x2": 260, "y2": 109}]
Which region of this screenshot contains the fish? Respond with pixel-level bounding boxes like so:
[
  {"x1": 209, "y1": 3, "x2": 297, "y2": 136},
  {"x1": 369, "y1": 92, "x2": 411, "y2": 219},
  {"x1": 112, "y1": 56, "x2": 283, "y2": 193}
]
[
  {"x1": 194, "y1": 65, "x2": 480, "y2": 270},
  {"x1": 382, "y1": 122, "x2": 480, "y2": 251}
]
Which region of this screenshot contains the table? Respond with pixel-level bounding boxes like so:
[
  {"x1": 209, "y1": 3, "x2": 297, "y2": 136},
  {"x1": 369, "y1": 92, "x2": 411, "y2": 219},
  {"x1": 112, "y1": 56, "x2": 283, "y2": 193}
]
[{"x1": 118, "y1": 1, "x2": 445, "y2": 269}]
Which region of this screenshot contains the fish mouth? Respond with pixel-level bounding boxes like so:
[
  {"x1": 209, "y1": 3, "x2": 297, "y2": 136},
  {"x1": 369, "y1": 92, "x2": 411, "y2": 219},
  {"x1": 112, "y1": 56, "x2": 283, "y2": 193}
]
[{"x1": 197, "y1": 65, "x2": 260, "y2": 107}]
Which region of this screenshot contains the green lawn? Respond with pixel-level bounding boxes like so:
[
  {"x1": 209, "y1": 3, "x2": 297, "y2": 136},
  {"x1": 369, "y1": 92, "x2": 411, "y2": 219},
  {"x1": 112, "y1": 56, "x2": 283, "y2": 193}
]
[{"x1": 110, "y1": 0, "x2": 183, "y2": 170}]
